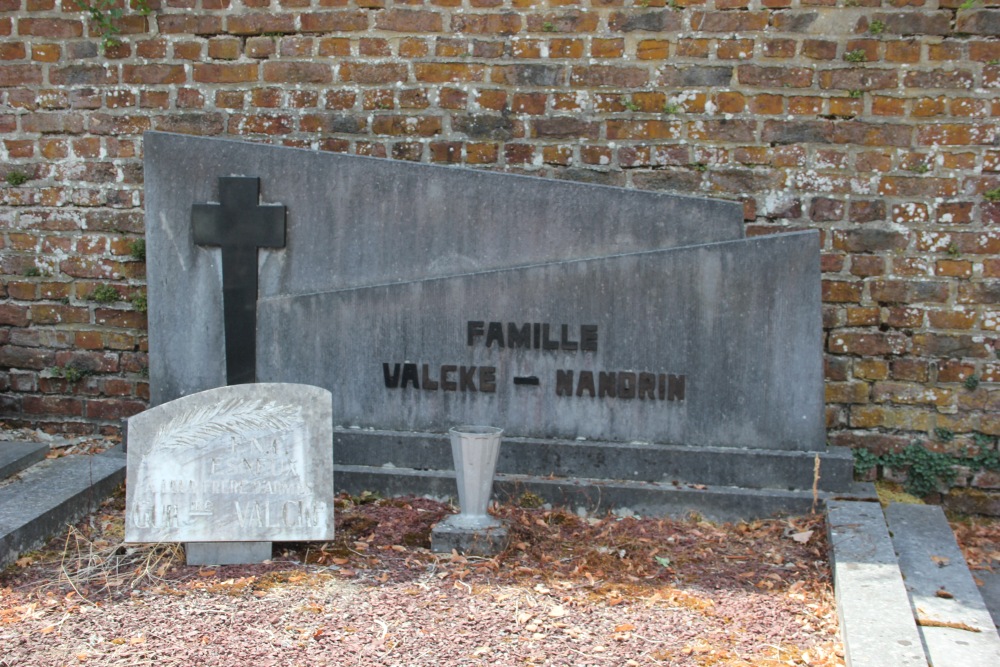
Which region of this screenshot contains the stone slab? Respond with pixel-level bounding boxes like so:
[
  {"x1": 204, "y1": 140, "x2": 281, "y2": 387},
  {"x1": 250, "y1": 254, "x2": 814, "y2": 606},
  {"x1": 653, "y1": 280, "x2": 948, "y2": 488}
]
[
  {"x1": 826, "y1": 501, "x2": 927, "y2": 667},
  {"x1": 185, "y1": 541, "x2": 272, "y2": 566},
  {"x1": 885, "y1": 503, "x2": 1000, "y2": 666},
  {"x1": 977, "y1": 569, "x2": 1000, "y2": 628},
  {"x1": 0, "y1": 441, "x2": 48, "y2": 479},
  {"x1": 144, "y1": 131, "x2": 744, "y2": 406},
  {"x1": 0, "y1": 448, "x2": 125, "y2": 570},
  {"x1": 260, "y1": 232, "x2": 823, "y2": 450},
  {"x1": 125, "y1": 383, "x2": 334, "y2": 544},
  {"x1": 333, "y1": 430, "x2": 854, "y2": 491},
  {"x1": 431, "y1": 518, "x2": 508, "y2": 557},
  {"x1": 338, "y1": 465, "x2": 869, "y2": 521}
]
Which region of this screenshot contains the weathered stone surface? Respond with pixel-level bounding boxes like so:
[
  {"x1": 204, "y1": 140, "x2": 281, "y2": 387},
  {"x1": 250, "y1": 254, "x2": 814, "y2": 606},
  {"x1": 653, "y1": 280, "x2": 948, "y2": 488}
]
[
  {"x1": 886, "y1": 503, "x2": 1000, "y2": 666},
  {"x1": 144, "y1": 132, "x2": 744, "y2": 405},
  {"x1": 260, "y1": 232, "x2": 824, "y2": 451},
  {"x1": 332, "y1": 431, "x2": 855, "y2": 491},
  {"x1": 431, "y1": 519, "x2": 508, "y2": 557},
  {"x1": 0, "y1": 441, "x2": 48, "y2": 479},
  {"x1": 185, "y1": 541, "x2": 272, "y2": 566},
  {"x1": 124, "y1": 383, "x2": 334, "y2": 544},
  {"x1": 0, "y1": 448, "x2": 125, "y2": 570},
  {"x1": 827, "y1": 501, "x2": 927, "y2": 667}
]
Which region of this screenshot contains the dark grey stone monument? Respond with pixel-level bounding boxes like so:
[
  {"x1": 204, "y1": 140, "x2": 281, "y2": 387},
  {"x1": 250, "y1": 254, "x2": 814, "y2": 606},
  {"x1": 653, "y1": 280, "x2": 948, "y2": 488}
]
[{"x1": 143, "y1": 132, "x2": 857, "y2": 520}]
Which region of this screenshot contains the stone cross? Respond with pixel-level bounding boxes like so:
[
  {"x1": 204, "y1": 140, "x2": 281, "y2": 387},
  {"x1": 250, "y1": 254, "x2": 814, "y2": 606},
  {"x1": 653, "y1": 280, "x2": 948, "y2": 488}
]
[{"x1": 192, "y1": 177, "x2": 286, "y2": 385}]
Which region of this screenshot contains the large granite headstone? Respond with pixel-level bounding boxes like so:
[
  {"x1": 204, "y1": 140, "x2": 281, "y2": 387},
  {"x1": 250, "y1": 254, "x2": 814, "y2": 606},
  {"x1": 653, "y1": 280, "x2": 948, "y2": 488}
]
[
  {"x1": 143, "y1": 132, "x2": 851, "y2": 518},
  {"x1": 125, "y1": 383, "x2": 334, "y2": 564}
]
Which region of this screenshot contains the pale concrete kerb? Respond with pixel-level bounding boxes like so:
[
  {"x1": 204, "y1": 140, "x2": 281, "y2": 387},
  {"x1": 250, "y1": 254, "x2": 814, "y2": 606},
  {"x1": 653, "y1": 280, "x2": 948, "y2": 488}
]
[{"x1": 827, "y1": 500, "x2": 927, "y2": 667}]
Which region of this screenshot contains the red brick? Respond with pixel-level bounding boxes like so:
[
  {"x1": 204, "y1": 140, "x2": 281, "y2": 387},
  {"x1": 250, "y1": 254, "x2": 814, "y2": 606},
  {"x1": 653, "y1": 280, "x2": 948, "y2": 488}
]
[
  {"x1": 918, "y1": 124, "x2": 996, "y2": 146},
  {"x1": 870, "y1": 280, "x2": 949, "y2": 304},
  {"x1": 415, "y1": 63, "x2": 485, "y2": 83},
  {"x1": 823, "y1": 280, "x2": 862, "y2": 303},
  {"x1": 359, "y1": 38, "x2": 391, "y2": 56},
  {"x1": 928, "y1": 310, "x2": 978, "y2": 330},
  {"x1": 878, "y1": 176, "x2": 956, "y2": 197},
  {"x1": 88, "y1": 114, "x2": 151, "y2": 135},
  {"x1": 829, "y1": 333, "x2": 910, "y2": 356},
  {"x1": 606, "y1": 120, "x2": 678, "y2": 141},
  {"x1": 737, "y1": 65, "x2": 813, "y2": 88},
  {"x1": 462, "y1": 142, "x2": 495, "y2": 164},
  {"x1": 717, "y1": 39, "x2": 754, "y2": 60},
  {"x1": 452, "y1": 13, "x2": 521, "y2": 34},
  {"x1": 122, "y1": 64, "x2": 186, "y2": 85},
  {"x1": 229, "y1": 113, "x2": 294, "y2": 135},
  {"x1": 157, "y1": 15, "x2": 223, "y2": 35},
  {"x1": 569, "y1": 65, "x2": 647, "y2": 87},
  {"x1": 207, "y1": 37, "x2": 241, "y2": 60},
  {"x1": 819, "y1": 68, "x2": 897, "y2": 91},
  {"x1": 676, "y1": 38, "x2": 709, "y2": 58},
  {"x1": 372, "y1": 114, "x2": 442, "y2": 136},
  {"x1": 227, "y1": 13, "x2": 296, "y2": 35},
  {"x1": 18, "y1": 18, "x2": 83, "y2": 38},
  {"x1": 691, "y1": 11, "x2": 768, "y2": 32},
  {"x1": 763, "y1": 38, "x2": 796, "y2": 58},
  {"x1": 85, "y1": 398, "x2": 145, "y2": 420},
  {"x1": 832, "y1": 229, "x2": 908, "y2": 253},
  {"x1": 193, "y1": 63, "x2": 258, "y2": 83},
  {"x1": 607, "y1": 11, "x2": 681, "y2": 32},
  {"x1": 935, "y1": 260, "x2": 973, "y2": 278},
  {"x1": 263, "y1": 62, "x2": 333, "y2": 84},
  {"x1": 375, "y1": 9, "x2": 441, "y2": 32},
  {"x1": 23, "y1": 396, "x2": 83, "y2": 417}
]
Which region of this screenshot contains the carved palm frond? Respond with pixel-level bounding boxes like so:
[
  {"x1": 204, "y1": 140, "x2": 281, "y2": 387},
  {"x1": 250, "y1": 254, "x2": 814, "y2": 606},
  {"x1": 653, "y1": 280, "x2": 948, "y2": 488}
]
[{"x1": 150, "y1": 397, "x2": 303, "y2": 453}]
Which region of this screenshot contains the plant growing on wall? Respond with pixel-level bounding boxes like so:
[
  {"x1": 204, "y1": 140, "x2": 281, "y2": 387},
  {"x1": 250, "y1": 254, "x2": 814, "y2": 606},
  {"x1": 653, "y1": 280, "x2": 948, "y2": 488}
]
[
  {"x1": 854, "y1": 436, "x2": 1000, "y2": 497},
  {"x1": 76, "y1": 0, "x2": 151, "y2": 51}
]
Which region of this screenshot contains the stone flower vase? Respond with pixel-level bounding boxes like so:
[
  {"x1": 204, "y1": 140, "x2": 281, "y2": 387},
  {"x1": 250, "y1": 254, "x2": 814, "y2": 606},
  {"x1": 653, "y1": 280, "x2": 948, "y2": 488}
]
[{"x1": 448, "y1": 425, "x2": 503, "y2": 528}]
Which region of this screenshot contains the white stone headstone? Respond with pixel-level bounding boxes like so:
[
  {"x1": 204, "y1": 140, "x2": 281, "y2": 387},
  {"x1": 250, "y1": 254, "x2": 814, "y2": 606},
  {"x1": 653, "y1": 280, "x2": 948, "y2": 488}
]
[{"x1": 125, "y1": 383, "x2": 334, "y2": 545}]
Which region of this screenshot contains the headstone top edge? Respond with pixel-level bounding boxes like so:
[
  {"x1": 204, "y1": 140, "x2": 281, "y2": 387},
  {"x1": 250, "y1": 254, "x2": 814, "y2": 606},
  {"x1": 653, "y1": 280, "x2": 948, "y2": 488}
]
[
  {"x1": 259, "y1": 229, "x2": 819, "y2": 303},
  {"x1": 129, "y1": 383, "x2": 332, "y2": 425},
  {"x1": 142, "y1": 130, "x2": 742, "y2": 213}
]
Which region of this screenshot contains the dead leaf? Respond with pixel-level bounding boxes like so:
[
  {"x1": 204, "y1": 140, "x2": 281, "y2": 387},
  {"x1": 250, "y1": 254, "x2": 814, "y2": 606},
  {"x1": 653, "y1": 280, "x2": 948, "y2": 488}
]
[
  {"x1": 931, "y1": 555, "x2": 950, "y2": 568},
  {"x1": 548, "y1": 605, "x2": 568, "y2": 618},
  {"x1": 614, "y1": 623, "x2": 636, "y2": 632},
  {"x1": 791, "y1": 530, "x2": 814, "y2": 544},
  {"x1": 935, "y1": 588, "x2": 954, "y2": 599}
]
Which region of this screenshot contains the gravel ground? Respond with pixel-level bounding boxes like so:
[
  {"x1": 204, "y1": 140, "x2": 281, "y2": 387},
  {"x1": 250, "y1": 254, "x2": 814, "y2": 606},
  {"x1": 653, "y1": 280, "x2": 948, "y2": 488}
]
[{"x1": 0, "y1": 487, "x2": 844, "y2": 667}]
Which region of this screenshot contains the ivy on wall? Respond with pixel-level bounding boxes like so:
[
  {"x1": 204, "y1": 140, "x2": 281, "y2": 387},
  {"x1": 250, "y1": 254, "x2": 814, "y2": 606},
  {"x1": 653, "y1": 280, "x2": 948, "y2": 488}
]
[{"x1": 854, "y1": 436, "x2": 1000, "y2": 498}]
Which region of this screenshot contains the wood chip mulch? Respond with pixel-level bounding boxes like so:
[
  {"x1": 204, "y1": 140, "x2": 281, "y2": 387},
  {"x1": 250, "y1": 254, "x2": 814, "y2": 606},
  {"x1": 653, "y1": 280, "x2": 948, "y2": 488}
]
[{"x1": 0, "y1": 490, "x2": 844, "y2": 667}]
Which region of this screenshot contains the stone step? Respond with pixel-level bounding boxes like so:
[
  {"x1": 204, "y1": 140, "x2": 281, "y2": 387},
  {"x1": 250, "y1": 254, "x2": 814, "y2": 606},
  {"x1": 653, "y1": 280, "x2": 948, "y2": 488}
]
[
  {"x1": 827, "y1": 501, "x2": 928, "y2": 667},
  {"x1": 0, "y1": 441, "x2": 49, "y2": 480},
  {"x1": 0, "y1": 447, "x2": 126, "y2": 570},
  {"x1": 336, "y1": 464, "x2": 875, "y2": 522},
  {"x1": 333, "y1": 429, "x2": 856, "y2": 493},
  {"x1": 885, "y1": 503, "x2": 1000, "y2": 667}
]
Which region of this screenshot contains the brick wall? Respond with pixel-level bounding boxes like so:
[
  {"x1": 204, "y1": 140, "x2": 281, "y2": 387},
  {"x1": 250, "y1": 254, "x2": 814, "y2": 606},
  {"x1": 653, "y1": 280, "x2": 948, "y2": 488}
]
[{"x1": 2, "y1": 1, "x2": 999, "y2": 497}]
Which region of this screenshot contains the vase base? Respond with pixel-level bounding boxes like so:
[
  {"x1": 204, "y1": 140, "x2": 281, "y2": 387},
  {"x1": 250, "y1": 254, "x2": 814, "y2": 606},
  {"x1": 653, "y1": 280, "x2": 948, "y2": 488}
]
[{"x1": 431, "y1": 515, "x2": 508, "y2": 557}]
